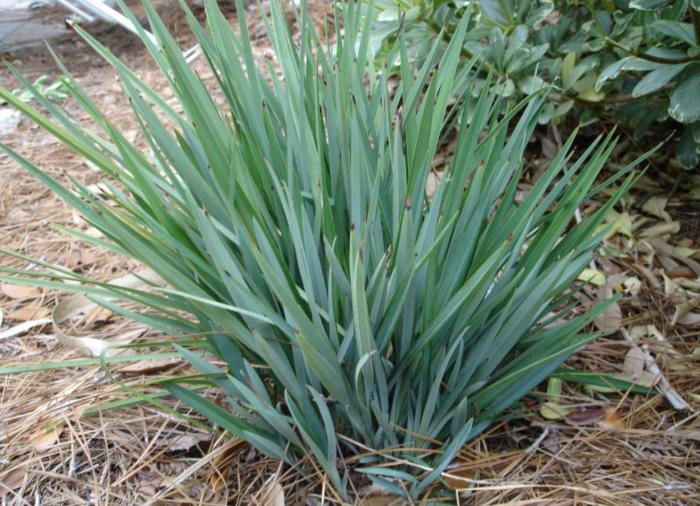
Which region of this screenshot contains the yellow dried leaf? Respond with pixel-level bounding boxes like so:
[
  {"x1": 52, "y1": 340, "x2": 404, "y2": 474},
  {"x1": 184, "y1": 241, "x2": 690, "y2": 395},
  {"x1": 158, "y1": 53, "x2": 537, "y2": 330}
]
[
  {"x1": 597, "y1": 407, "x2": 624, "y2": 430},
  {"x1": 642, "y1": 196, "x2": 672, "y2": 221},
  {"x1": 605, "y1": 210, "x2": 633, "y2": 238},
  {"x1": 540, "y1": 402, "x2": 571, "y2": 420},
  {"x1": 578, "y1": 268, "x2": 606, "y2": 287},
  {"x1": 640, "y1": 221, "x2": 680, "y2": 238},
  {"x1": 672, "y1": 247, "x2": 697, "y2": 258}
]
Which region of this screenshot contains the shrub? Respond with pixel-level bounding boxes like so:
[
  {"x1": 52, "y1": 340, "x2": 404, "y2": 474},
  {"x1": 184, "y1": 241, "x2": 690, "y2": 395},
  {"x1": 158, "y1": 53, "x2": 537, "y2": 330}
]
[
  {"x1": 366, "y1": 0, "x2": 700, "y2": 169},
  {"x1": 0, "y1": 0, "x2": 640, "y2": 498}
]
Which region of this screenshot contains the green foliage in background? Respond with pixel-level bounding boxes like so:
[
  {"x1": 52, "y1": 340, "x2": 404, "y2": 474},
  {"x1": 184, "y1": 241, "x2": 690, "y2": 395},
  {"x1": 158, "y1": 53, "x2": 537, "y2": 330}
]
[
  {"x1": 0, "y1": 0, "x2": 642, "y2": 498},
  {"x1": 366, "y1": 0, "x2": 700, "y2": 168},
  {"x1": 0, "y1": 75, "x2": 68, "y2": 106}
]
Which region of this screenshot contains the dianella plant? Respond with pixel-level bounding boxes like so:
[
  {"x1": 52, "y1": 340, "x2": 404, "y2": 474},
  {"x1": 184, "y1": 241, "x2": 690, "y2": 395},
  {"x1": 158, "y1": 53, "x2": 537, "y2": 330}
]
[{"x1": 0, "y1": 0, "x2": 643, "y2": 498}]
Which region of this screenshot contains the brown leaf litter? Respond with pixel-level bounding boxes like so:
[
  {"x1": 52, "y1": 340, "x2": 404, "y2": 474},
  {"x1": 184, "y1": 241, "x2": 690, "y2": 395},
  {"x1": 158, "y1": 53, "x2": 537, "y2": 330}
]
[{"x1": 1, "y1": 1, "x2": 698, "y2": 504}]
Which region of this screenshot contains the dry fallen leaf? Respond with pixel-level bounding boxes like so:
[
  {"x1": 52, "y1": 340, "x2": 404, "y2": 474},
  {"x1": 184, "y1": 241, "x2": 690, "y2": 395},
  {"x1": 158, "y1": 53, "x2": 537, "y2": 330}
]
[
  {"x1": 633, "y1": 263, "x2": 661, "y2": 289},
  {"x1": 673, "y1": 246, "x2": 698, "y2": 258},
  {"x1": 593, "y1": 285, "x2": 622, "y2": 333},
  {"x1": 0, "y1": 464, "x2": 27, "y2": 493},
  {"x1": 0, "y1": 284, "x2": 42, "y2": 300},
  {"x1": 64, "y1": 249, "x2": 99, "y2": 270},
  {"x1": 83, "y1": 305, "x2": 114, "y2": 327},
  {"x1": 540, "y1": 377, "x2": 571, "y2": 420},
  {"x1": 578, "y1": 268, "x2": 606, "y2": 287},
  {"x1": 620, "y1": 346, "x2": 659, "y2": 387},
  {"x1": 605, "y1": 210, "x2": 633, "y2": 238},
  {"x1": 209, "y1": 439, "x2": 246, "y2": 491},
  {"x1": 672, "y1": 299, "x2": 700, "y2": 326},
  {"x1": 677, "y1": 312, "x2": 700, "y2": 326},
  {"x1": 597, "y1": 406, "x2": 624, "y2": 430},
  {"x1": 7, "y1": 305, "x2": 51, "y2": 322},
  {"x1": 51, "y1": 269, "x2": 162, "y2": 357},
  {"x1": 642, "y1": 196, "x2": 672, "y2": 222},
  {"x1": 29, "y1": 424, "x2": 64, "y2": 453},
  {"x1": 622, "y1": 276, "x2": 642, "y2": 296},
  {"x1": 639, "y1": 221, "x2": 680, "y2": 238},
  {"x1": 261, "y1": 482, "x2": 285, "y2": 506},
  {"x1": 159, "y1": 432, "x2": 212, "y2": 452},
  {"x1": 358, "y1": 497, "x2": 409, "y2": 506},
  {"x1": 566, "y1": 408, "x2": 605, "y2": 425},
  {"x1": 444, "y1": 466, "x2": 476, "y2": 491},
  {"x1": 621, "y1": 328, "x2": 689, "y2": 410},
  {"x1": 540, "y1": 402, "x2": 571, "y2": 420},
  {"x1": 566, "y1": 407, "x2": 623, "y2": 430},
  {"x1": 118, "y1": 357, "x2": 181, "y2": 375}
]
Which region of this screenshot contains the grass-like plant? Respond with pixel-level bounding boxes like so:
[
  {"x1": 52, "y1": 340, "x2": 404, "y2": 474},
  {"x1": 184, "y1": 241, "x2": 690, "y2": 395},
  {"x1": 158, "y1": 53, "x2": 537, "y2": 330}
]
[{"x1": 0, "y1": 0, "x2": 643, "y2": 498}]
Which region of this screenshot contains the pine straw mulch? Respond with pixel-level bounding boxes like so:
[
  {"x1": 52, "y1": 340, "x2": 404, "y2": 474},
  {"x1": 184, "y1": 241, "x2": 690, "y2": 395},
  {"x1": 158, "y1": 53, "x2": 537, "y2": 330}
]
[{"x1": 0, "y1": 2, "x2": 699, "y2": 504}]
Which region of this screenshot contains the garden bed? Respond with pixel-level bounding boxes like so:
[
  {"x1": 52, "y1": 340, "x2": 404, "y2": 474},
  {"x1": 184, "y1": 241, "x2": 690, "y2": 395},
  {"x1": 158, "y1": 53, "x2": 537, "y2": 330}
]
[{"x1": 0, "y1": 1, "x2": 698, "y2": 504}]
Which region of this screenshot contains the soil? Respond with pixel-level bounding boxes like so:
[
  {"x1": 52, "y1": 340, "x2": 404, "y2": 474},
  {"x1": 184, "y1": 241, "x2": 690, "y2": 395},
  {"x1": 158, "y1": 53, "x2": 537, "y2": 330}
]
[{"x1": 0, "y1": 1, "x2": 698, "y2": 504}]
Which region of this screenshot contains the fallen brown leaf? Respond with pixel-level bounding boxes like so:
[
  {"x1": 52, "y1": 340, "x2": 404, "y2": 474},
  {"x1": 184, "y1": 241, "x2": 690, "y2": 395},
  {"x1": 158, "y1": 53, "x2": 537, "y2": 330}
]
[
  {"x1": 444, "y1": 467, "x2": 476, "y2": 491},
  {"x1": 209, "y1": 439, "x2": 246, "y2": 491},
  {"x1": 29, "y1": 424, "x2": 64, "y2": 453},
  {"x1": 598, "y1": 406, "x2": 624, "y2": 430},
  {"x1": 7, "y1": 305, "x2": 51, "y2": 322},
  {"x1": 566, "y1": 408, "x2": 605, "y2": 425},
  {"x1": 261, "y1": 482, "x2": 285, "y2": 506},
  {"x1": 620, "y1": 346, "x2": 659, "y2": 387},
  {"x1": 118, "y1": 357, "x2": 181, "y2": 375},
  {"x1": 159, "y1": 432, "x2": 212, "y2": 452},
  {"x1": 0, "y1": 464, "x2": 27, "y2": 493},
  {"x1": 565, "y1": 406, "x2": 624, "y2": 430},
  {"x1": 0, "y1": 284, "x2": 42, "y2": 300},
  {"x1": 83, "y1": 305, "x2": 114, "y2": 327},
  {"x1": 64, "y1": 249, "x2": 99, "y2": 270},
  {"x1": 358, "y1": 497, "x2": 409, "y2": 506},
  {"x1": 672, "y1": 299, "x2": 700, "y2": 326},
  {"x1": 593, "y1": 285, "x2": 622, "y2": 333}
]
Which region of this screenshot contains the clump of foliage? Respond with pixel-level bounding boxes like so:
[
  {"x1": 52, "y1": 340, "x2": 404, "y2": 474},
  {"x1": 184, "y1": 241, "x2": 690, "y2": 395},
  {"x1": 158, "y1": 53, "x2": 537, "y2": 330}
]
[
  {"x1": 0, "y1": 75, "x2": 68, "y2": 106},
  {"x1": 366, "y1": 0, "x2": 700, "y2": 168},
  {"x1": 0, "y1": 0, "x2": 641, "y2": 498}
]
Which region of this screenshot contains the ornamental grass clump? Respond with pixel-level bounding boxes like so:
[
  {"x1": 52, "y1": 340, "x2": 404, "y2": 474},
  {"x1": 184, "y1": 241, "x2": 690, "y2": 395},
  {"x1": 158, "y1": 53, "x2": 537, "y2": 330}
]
[{"x1": 0, "y1": 0, "x2": 641, "y2": 498}]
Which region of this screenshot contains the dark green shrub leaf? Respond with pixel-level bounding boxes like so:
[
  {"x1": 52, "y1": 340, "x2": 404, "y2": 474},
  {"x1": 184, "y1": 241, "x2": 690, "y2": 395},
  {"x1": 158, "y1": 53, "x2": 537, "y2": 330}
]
[
  {"x1": 669, "y1": 66, "x2": 700, "y2": 123},
  {"x1": 632, "y1": 62, "x2": 689, "y2": 97},
  {"x1": 652, "y1": 20, "x2": 696, "y2": 45}
]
